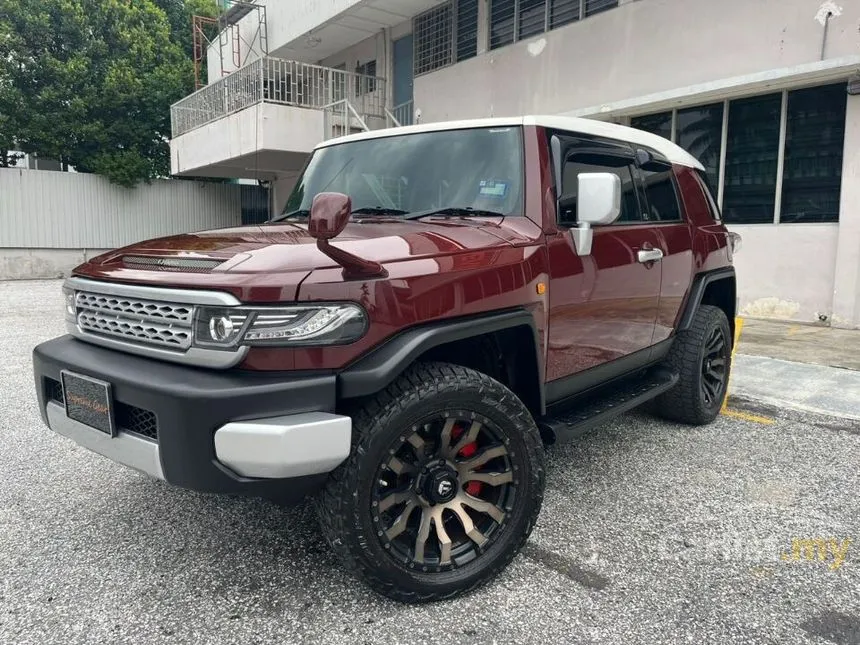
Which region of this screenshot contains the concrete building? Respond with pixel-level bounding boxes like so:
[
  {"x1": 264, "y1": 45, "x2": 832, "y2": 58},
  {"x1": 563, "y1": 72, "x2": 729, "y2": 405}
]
[{"x1": 169, "y1": 0, "x2": 860, "y2": 328}]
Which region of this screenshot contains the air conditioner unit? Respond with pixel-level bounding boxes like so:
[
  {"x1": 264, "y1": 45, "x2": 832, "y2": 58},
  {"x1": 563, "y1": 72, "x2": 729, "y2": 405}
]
[{"x1": 849, "y1": 76, "x2": 860, "y2": 95}]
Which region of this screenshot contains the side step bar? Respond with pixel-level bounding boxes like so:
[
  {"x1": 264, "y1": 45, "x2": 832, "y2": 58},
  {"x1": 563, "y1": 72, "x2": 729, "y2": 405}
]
[{"x1": 539, "y1": 367, "x2": 679, "y2": 444}]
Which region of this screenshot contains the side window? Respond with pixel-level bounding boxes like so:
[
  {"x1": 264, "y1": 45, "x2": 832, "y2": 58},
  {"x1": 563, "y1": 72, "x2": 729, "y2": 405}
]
[
  {"x1": 639, "y1": 164, "x2": 683, "y2": 222},
  {"x1": 560, "y1": 153, "x2": 641, "y2": 225}
]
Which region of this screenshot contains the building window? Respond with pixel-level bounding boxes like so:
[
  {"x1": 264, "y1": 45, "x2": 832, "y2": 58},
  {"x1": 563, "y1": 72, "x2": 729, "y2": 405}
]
[
  {"x1": 780, "y1": 83, "x2": 846, "y2": 223},
  {"x1": 723, "y1": 93, "x2": 782, "y2": 224},
  {"x1": 490, "y1": 0, "x2": 516, "y2": 49},
  {"x1": 414, "y1": 1, "x2": 479, "y2": 76},
  {"x1": 414, "y1": 4, "x2": 453, "y2": 75},
  {"x1": 456, "y1": 0, "x2": 479, "y2": 62},
  {"x1": 630, "y1": 112, "x2": 672, "y2": 141},
  {"x1": 355, "y1": 60, "x2": 376, "y2": 94},
  {"x1": 585, "y1": 0, "x2": 618, "y2": 18},
  {"x1": 628, "y1": 82, "x2": 848, "y2": 225},
  {"x1": 549, "y1": 0, "x2": 579, "y2": 29},
  {"x1": 518, "y1": 0, "x2": 546, "y2": 40},
  {"x1": 491, "y1": 0, "x2": 620, "y2": 50},
  {"x1": 676, "y1": 103, "x2": 723, "y2": 192}
]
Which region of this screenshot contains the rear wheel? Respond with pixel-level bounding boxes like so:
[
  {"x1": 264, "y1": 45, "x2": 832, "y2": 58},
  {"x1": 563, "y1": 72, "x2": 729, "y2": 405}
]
[
  {"x1": 654, "y1": 305, "x2": 732, "y2": 425},
  {"x1": 316, "y1": 362, "x2": 545, "y2": 603}
]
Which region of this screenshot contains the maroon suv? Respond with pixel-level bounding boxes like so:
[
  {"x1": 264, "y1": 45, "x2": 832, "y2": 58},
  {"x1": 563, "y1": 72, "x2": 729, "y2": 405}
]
[{"x1": 33, "y1": 116, "x2": 739, "y2": 602}]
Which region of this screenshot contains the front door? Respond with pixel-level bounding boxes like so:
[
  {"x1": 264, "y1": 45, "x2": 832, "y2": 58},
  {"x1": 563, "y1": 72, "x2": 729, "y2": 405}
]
[
  {"x1": 392, "y1": 35, "x2": 413, "y2": 124},
  {"x1": 545, "y1": 136, "x2": 662, "y2": 387}
]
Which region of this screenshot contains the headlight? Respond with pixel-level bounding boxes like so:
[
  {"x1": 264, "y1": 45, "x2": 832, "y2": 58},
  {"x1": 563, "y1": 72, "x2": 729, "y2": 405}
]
[{"x1": 193, "y1": 303, "x2": 367, "y2": 348}]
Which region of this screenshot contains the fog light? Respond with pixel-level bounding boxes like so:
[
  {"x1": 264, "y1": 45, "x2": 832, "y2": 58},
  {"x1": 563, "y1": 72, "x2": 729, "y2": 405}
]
[{"x1": 63, "y1": 288, "x2": 76, "y2": 322}]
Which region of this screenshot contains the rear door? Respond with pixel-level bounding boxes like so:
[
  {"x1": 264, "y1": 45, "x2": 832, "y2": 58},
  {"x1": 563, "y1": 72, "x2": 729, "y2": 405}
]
[
  {"x1": 634, "y1": 158, "x2": 695, "y2": 345},
  {"x1": 545, "y1": 136, "x2": 663, "y2": 384}
]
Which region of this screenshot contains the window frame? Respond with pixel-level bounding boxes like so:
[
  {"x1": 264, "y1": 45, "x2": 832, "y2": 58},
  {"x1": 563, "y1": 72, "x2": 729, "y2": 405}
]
[{"x1": 552, "y1": 132, "x2": 660, "y2": 227}]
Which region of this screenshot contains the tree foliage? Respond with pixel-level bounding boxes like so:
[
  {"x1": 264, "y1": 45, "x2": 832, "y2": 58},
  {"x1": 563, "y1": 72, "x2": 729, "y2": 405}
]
[{"x1": 0, "y1": 0, "x2": 215, "y2": 187}]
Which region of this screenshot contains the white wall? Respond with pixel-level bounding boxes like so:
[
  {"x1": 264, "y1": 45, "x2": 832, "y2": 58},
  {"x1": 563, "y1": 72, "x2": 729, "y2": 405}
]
[
  {"x1": 728, "y1": 224, "x2": 840, "y2": 323},
  {"x1": 414, "y1": 0, "x2": 860, "y2": 121}
]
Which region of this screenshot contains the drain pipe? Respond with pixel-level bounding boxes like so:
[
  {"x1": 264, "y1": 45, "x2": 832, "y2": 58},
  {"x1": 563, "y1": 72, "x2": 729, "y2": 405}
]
[{"x1": 820, "y1": 10, "x2": 832, "y2": 60}]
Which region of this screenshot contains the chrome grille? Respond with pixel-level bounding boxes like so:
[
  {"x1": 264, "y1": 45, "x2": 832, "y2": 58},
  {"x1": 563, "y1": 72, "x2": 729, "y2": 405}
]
[
  {"x1": 65, "y1": 277, "x2": 248, "y2": 369},
  {"x1": 75, "y1": 292, "x2": 193, "y2": 324},
  {"x1": 75, "y1": 291, "x2": 193, "y2": 351}
]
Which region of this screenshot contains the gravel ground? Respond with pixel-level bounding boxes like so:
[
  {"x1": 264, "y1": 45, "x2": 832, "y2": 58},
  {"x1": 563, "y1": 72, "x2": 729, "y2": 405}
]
[{"x1": 2, "y1": 279, "x2": 860, "y2": 645}]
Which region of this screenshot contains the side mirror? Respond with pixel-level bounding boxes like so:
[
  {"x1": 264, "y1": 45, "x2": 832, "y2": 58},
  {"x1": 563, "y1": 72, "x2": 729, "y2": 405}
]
[
  {"x1": 307, "y1": 191, "x2": 388, "y2": 280},
  {"x1": 308, "y1": 192, "x2": 351, "y2": 240},
  {"x1": 569, "y1": 173, "x2": 621, "y2": 256}
]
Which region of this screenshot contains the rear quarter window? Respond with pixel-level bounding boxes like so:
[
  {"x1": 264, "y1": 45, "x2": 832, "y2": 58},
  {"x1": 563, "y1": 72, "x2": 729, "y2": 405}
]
[{"x1": 639, "y1": 165, "x2": 683, "y2": 222}]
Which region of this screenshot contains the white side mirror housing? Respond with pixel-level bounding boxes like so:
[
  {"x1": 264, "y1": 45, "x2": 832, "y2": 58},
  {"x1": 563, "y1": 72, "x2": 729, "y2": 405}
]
[{"x1": 570, "y1": 172, "x2": 622, "y2": 256}]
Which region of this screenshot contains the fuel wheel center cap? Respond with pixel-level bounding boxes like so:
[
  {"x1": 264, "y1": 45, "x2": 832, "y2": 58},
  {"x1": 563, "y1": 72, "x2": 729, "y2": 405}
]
[{"x1": 419, "y1": 462, "x2": 459, "y2": 504}]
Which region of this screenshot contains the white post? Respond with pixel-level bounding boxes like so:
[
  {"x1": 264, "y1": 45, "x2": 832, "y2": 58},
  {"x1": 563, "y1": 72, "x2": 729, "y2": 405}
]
[{"x1": 831, "y1": 93, "x2": 860, "y2": 328}]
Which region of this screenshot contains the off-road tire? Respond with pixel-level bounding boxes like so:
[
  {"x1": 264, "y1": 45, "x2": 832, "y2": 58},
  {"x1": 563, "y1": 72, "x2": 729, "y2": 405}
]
[
  {"x1": 315, "y1": 361, "x2": 545, "y2": 603},
  {"x1": 654, "y1": 305, "x2": 731, "y2": 425}
]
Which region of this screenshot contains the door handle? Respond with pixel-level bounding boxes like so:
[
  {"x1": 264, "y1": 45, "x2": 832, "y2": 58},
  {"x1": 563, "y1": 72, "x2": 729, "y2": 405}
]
[{"x1": 637, "y1": 248, "x2": 664, "y2": 263}]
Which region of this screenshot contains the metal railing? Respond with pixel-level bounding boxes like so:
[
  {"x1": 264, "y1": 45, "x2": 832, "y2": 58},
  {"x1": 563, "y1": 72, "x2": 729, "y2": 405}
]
[
  {"x1": 389, "y1": 100, "x2": 415, "y2": 127},
  {"x1": 171, "y1": 57, "x2": 388, "y2": 138}
]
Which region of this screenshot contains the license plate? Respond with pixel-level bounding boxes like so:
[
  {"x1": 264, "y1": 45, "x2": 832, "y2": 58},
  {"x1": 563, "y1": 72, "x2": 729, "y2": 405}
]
[{"x1": 61, "y1": 370, "x2": 115, "y2": 436}]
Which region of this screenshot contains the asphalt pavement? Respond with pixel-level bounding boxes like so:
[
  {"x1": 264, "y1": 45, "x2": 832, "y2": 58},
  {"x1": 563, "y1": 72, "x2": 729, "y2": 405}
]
[{"x1": 2, "y1": 280, "x2": 860, "y2": 645}]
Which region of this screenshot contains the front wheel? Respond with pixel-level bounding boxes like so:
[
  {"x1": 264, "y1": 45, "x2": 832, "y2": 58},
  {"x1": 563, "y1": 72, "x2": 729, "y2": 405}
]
[
  {"x1": 315, "y1": 362, "x2": 545, "y2": 603},
  {"x1": 654, "y1": 304, "x2": 732, "y2": 425}
]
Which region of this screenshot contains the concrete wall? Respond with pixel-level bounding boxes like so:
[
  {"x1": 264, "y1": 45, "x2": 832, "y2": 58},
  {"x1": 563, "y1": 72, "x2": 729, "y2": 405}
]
[
  {"x1": 171, "y1": 102, "x2": 323, "y2": 178},
  {"x1": 728, "y1": 224, "x2": 840, "y2": 323},
  {"x1": 414, "y1": 0, "x2": 860, "y2": 120},
  {"x1": 0, "y1": 169, "x2": 244, "y2": 280}
]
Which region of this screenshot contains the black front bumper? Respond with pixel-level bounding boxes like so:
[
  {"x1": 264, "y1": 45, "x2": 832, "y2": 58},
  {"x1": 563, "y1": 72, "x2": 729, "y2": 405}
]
[{"x1": 33, "y1": 335, "x2": 335, "y2": 502}]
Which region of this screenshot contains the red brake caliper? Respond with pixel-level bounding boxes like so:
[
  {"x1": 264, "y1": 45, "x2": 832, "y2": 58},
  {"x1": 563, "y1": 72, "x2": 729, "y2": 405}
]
[{"x1": 452, "y1": 423, "x2": 482, "y2": 497}]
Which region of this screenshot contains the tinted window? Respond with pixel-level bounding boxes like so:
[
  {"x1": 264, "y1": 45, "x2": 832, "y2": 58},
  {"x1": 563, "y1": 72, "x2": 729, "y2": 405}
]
[
  {"x1": 722, "y1": 93, "x2": 782, "y2": 224},
  {"x1": 640, "y1": 165, "x2": 682, "y2": 221},
  {"x1": 630, "y1": 112, "x2": 672, "y2": 141},
  {"x1": 560, "y1": 154, "x2": 640, "y2": 225},
  {"x1": 781, "y1": 83, "x2": 846, "y2": 223},
  {"x1": 676, "y1": 102, "x2": 723, "y2": 191},
  {"x1": 281, "y1": 127, "x2": 524, "y2": 217}
]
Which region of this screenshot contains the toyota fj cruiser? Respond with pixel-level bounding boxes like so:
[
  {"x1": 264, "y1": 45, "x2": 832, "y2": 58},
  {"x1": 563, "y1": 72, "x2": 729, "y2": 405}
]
[{"x1": 33, "y1": 115, "x2": 739, "y2": 603}]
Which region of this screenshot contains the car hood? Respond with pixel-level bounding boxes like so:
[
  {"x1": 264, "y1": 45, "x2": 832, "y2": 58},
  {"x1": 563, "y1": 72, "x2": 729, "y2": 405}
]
[{"x1": 86, "y1": 219, "x2": 528, "y2": 274}]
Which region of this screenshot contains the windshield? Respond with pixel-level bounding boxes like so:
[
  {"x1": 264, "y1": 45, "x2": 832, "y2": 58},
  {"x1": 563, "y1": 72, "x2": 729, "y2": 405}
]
[{"x1": 277, "y1": 126, "x2": 524, "y2": 220}]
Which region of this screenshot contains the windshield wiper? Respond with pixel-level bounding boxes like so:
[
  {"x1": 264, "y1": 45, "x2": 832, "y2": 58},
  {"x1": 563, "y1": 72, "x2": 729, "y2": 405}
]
[
  {"x1": 351, "y1": 207, "x2": 409, "y2": 216},
  {"x1": 402, "y1": 206, "x2": 506, "y2": 221},
  {"x1": 268, "y1": 209, "x2": 309, "y2": 223}
]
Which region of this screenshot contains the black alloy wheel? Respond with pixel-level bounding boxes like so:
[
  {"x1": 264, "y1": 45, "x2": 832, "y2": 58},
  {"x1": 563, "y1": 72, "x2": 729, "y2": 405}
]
[
  {"x1": 700, "y1": 325, "x2": 729, "y2": 407},
  {"x1": 316, "y1": 362, "x2": 545, "y2": 603},
  {"x1": 654, "y1": 304, "x2": 732, "y2": 425},
  {"x1": 372, "y1": 414, "x2": 516, "y2": 572}
]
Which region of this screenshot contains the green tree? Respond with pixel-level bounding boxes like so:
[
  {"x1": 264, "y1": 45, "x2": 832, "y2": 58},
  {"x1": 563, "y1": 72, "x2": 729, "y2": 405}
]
[
  {"x1": 0, "y1": 0, "x2": 198, "y2": 187},
  {"x1": 153, "y1": 0, "x2": 220, "y2": 59}
]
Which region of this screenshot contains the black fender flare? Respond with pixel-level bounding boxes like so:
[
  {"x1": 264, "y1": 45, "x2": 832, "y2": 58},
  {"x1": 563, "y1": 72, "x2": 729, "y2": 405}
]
[
  {"x1": 677, "y1": 267, "x2": 737, "y2": 333},
  {"x1": 338, "y1": 308, "x2": 545, "y2": 414}
]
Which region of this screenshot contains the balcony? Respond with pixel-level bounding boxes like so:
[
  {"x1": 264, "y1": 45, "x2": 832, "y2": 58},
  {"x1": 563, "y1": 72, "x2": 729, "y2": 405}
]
[{"x1": 169, "y1": 57, "x2": 391, "y2": 179}]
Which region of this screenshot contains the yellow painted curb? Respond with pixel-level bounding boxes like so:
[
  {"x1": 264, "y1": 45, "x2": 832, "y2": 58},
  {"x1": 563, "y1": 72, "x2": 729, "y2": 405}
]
[
  {"x1": 720, "y1": 316, "x2": 773, "y2": 424},
  {"x1": 720, "y1": 317, "x2": 744, "y2": 414}
]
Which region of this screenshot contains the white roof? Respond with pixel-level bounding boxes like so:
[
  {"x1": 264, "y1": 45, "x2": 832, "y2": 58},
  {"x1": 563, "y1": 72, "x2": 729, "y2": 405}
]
[{"x1": 315, "y1": 115, "x2": 705, "y2": 171}]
